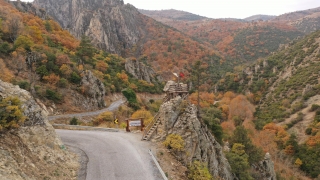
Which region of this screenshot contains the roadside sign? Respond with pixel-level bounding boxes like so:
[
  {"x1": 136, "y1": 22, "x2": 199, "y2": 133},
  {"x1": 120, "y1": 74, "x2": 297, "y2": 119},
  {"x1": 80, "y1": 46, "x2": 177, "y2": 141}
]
[
  {"x1": 114, "y1": 119, "x2": 118, "y2": 124},
  {"x1": 129, "y1": 120, "x2": 141, "y2": 127}
]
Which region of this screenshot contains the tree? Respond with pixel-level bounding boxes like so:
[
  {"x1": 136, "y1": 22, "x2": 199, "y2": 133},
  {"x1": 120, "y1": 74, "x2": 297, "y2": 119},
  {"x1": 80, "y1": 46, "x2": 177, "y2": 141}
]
[
  {"x1": 96, "y1": 60, "x2": 108, "y2": 72},
  {"x1": 56, "y1": 54, "x2": 71, "y2": 66},
  {"x1": 4, "y1": 15, "x2": 23, "y2": 42},
  {"x1": 131, "y1": 109, "x2": 153, "y2": 126},
  {"x1": 122, "y1": 88, "x2": 140, "y2": 110},
  {"x1": 226, "y1": 143, "x2": 253, "y2": 180},
  {"x1": 185, "y1": 60, "x2": 209, "y2": 116},
  {"x1": 230, "y1": 126, "x2": 264, "y2": 164},
  {"x1": 10, "y1": 50, "x2": 26, "y2": 76},
  {"x1": 76, "y1": 35, "x2": 95, "y2": 64},
  {"x1": 228, "y1": 95, "x2": 255, "y2": 121},
  {"x1": 14, "y1": 35, "x2": 34, "y2": 51},
  {"x1": 0, "y1": 96, "x2": 26, "y2": 131},
  {"x1": 202, "y1": 107, "x2": 223, "y2": 144}
]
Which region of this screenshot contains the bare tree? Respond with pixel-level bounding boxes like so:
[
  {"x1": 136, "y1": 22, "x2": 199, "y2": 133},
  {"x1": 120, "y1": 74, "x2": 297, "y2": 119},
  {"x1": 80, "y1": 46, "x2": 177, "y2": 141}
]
[
  {"x1": 10, "y1": 51, "x2": 27, "y2": 76},
  {"x1": 6, "y1": 15, "x2": 23, "y2": 42}
]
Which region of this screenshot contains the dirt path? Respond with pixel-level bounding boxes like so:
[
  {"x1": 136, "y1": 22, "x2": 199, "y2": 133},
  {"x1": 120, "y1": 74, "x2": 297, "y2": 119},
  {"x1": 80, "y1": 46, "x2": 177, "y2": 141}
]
[{"x1": 48, "y1": 99, "x2": 125, "y2": 121}]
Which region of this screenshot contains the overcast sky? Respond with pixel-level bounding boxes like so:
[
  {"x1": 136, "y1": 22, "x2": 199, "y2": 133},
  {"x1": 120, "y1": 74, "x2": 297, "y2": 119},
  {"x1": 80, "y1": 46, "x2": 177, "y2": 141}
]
[{"x1": 21, "y1": 0, "x2": 320, "y2": 19}]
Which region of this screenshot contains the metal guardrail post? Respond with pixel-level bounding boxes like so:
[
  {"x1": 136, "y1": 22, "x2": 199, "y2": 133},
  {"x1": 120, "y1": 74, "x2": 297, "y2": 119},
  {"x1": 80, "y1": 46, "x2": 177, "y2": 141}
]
[{"x1": 148, "y1": 149, "x2": 168, "y2": 180}]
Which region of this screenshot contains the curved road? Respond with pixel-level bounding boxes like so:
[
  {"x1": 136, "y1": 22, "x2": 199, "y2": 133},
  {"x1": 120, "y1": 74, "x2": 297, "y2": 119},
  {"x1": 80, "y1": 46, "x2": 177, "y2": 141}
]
[
  {"x1": 49, "y1": 99, "x2": 125, "y2": 121},
  {"x1": 56, "y1": 130, "x2": 162, "y2": 180}
]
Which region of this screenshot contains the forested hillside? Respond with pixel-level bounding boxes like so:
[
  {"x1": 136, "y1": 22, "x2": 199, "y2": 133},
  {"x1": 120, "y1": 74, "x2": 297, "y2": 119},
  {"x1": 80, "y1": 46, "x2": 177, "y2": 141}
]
[
  {"x1": 140, "y1": 7, "x2": 320, "y2": 68},
  {"x1": 0, "y1": 0, "x2": 162, "y2": 113}
]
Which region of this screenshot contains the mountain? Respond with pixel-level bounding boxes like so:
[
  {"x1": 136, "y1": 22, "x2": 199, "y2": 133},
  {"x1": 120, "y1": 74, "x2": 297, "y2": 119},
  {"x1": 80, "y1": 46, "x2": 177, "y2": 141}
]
[
  {"x1": 33, "y1": 0, "x2": 144, "y2": 56},
  {"x1": 33, "y1": 0, "x2": 225, "y2": 80},
  {"x1": 139, "y1": 9, "x2": 207, "y2": 22},
  {"x1": 0, "y1": 0, "x2": 165, "y2": 114},
  {"x1": 139, "y1": 9, "x2": 304, "y2": 65},
  {"x1": 244, "y1": 14, "x2": 276, "y2": 21}
]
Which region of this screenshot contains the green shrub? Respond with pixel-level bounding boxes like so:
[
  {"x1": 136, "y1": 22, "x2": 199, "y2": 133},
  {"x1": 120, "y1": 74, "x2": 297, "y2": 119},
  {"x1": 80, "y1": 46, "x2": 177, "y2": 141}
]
[
  {"x1": 311, "y1": 104, "x2": 320, "y2": 112},
  {"x1": 17, "y1": 81, "x2": 30, "y2": 90},
  {"x1": 0, "y1": 42, "x2": 11, "y2": 54},
  {"x1": 122, "y1": 88, "x2": 140, "y2": 110},
  {"x1": 70, "y1": 72, "x2": 81, "y2": 84},
  {"x1": 58, "y1": 78, "x2": 68, "y2": 88},
  {"x1": 305, "y1": 127, "x2": 312, "y2": 135},
  {"x1": 0, "y1": 96, "x2": 26, "y2": 131},
  {"x1": 70, "y1": 117, "x2": 78, "y2": 125},
  {"x1": 45, "y1": 89, "x2": 62, "y2": 103}
]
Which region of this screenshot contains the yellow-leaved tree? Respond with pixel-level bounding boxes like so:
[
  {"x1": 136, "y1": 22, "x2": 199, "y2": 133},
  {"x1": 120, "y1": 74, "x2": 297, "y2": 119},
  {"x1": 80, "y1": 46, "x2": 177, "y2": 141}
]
[
  {"x1": 0, "y1": 96, "x2": 26, "y2": 131},
  {"x1": 131, "y1": 109, "x2": 153, "y2": 126}
]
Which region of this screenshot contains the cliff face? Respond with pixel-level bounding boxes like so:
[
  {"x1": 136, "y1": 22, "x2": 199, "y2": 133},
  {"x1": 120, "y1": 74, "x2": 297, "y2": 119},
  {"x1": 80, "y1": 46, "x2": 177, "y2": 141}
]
[
  {"x1": 152, "y1": 96, "x2": 234, "y2": 179},
  {"x1": 125, "y1": 58, "x2": 163, "y2": 83},
  {"x1": 33, "y1": 0, "x2": 145, "y2": 56},
  {"x1": 0, "y1": 80, "x2": 78, "y2": 179}
]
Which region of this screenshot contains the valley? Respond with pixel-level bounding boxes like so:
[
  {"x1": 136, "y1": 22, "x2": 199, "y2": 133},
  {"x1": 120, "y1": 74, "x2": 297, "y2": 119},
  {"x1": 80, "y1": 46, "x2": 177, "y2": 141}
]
[{"x1": 0, "y1": 0, "x2": 320, "y2": 179}]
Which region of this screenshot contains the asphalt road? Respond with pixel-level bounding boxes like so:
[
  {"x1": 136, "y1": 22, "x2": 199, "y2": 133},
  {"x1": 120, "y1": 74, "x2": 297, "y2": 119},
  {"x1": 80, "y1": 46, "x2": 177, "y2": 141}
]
[
  {"x1": 48, "y1": 99, "x2": 125, "y2": 121},
  {"x1": 56, "y1": 130, "x2": 162, "y2": 180}
]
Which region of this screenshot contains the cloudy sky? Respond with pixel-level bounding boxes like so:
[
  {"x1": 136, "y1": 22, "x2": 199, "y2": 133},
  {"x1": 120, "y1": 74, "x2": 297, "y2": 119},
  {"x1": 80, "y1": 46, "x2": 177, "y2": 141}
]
[{"x1": 21, "y1": 0, "x2": 320, "y2": 19}]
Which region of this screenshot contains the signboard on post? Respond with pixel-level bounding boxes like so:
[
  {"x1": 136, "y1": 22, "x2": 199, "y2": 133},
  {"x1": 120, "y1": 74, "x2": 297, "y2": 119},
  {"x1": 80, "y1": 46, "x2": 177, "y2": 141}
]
[
  {"x1": 129, "y1": 120, "x2": 141, "y2": 127},
  {"x1": 125, "y1": 118, "x2": 144, "y2": 132}
]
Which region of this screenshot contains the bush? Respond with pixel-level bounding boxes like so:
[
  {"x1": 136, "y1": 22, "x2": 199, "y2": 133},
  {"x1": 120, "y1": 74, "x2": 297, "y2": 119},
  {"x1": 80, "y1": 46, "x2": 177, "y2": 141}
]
[
  {"x1": 93, "y1": 111, "x2": 113, "y2": 125},
  {"x1": 311, "y1": 104, "x2": 320, "y2": 112},
  {"x1": 17, "y1": 81, "x2": 30, "y2": 90},
  {"x1": 0, "y1": 42, "x2": 11, "y2": 54},
  {"x1": 188, "y1": 161, "x2": 213, "y2": 180},
  {"x1": 70, "y1": 72, "x2": 81, "y2": 84},
  {"x1": 70, "y1": 117, "x2": 78, "y2": 125},
  {"x1": 0, "y1": 96, "x2": 26, "y2": 131},
  {"x1": 58, "y1": 78, "x2": 68, "y2": 88},
  {"x1": 305, "y1": 127, "x2": 312, "y2": 135},
  {"x1": 122, "y1": 88, "x2": 140, "y2": 110},
  {"x1": 131, "y1": 109, "x2": 153, "y2": 126},
  {"x1": 163, "y1": 134, "x2": 184, "y2": 152},
  {"x1": 45, "y1": 89, "x2": 62, "y2": 103}
]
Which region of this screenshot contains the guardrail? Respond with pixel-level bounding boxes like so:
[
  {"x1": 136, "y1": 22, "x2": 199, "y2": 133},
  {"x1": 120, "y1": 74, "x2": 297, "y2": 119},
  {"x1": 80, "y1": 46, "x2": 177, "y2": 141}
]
[
  {"x1": 52, "y1": 124, "x2": 119, "y2": 132},
  {"x1": 148, "y1": 149, "x2": 168, "y2": 180}
]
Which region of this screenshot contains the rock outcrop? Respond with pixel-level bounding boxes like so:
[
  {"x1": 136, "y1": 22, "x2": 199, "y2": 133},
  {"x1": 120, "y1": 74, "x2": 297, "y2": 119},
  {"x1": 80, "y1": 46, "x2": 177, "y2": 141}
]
[
  {"x1": 0, "y1": 80, "x2": 78, "y2": 179},
  {"x1": 10, "y1": 0, "x2": 49, "y2": 19},
  {"x1": 253, "y1": 153, "x2": 277, "y2": 180},
  {"x1": 33, "y1": 0, "x2": 145, "y2": 56},
  {"x1": 125, "y1": 58, "x2": 163, "y2": 83},
  {"x1": 80, "y1": 70, "x2": 106, "y2": 108},
  {"x1": 151, "y1": 96, "x2": 234, "y2": 179}
]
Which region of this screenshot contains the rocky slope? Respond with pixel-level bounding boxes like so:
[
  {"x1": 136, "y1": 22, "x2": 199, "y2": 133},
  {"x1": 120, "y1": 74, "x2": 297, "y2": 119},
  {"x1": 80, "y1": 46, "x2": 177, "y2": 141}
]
[
  {"x1": 0, "y1": 80, "x2": 79, "y2": 179},
  {"x1": 125, "y1": 58, "x2": 163, "y2": 83},
  {"x1": 151, "y1": 96, "x2": 234, "y2": 179},
  {"x1": 33, "y1": 0, "x2": 145, "y2": 56}
]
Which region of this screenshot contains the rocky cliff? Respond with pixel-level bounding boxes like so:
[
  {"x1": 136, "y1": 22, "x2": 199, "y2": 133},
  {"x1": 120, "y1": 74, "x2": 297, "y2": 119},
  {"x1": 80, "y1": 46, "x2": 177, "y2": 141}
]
[
  {"x1": 0, "y1": 80, "x2": 78, "y2": 179},
  {"x1": 33, "y1": 0, "x2": 145, "y2": 56},
  {"x1": 125, "y1": 58, "x2": 163, "y2": 83},
  {"x1": 10, "y1": 0, "x2": 48, "y2": 19},
  {"x1": 151, "y1": 96, "x2": 234, "y2": 179}
]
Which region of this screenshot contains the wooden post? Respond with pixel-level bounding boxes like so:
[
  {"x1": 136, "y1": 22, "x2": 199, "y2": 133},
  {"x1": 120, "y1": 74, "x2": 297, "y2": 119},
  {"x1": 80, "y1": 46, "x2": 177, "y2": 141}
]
[{"x1": 126, "y1": 119, "x2": 130, "y2": 132}]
